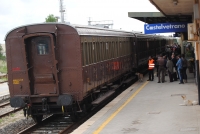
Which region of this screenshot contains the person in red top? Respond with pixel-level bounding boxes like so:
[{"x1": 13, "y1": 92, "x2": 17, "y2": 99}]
[{"x1": 147, "y1": 56, "x2": 155, "y2": 81}]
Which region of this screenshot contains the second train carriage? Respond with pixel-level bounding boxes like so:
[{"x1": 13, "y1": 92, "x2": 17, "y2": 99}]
[{"x1": 5, "y1": 23, "x2": 173, "y2": 122}]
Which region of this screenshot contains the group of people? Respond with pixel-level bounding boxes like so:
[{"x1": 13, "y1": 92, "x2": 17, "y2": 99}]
[{"x1": 147, "y1": 53, "x2": 188, "y2": 84}]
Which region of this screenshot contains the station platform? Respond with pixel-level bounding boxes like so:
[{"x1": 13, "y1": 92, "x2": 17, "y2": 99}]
[{"x1": 71, "y1": 71, "x2": 200, "y2": 134}]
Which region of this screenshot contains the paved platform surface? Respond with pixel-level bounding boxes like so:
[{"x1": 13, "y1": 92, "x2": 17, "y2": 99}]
[{"x1": 71, "y1": 71, "x2": 200, "y2": 134}]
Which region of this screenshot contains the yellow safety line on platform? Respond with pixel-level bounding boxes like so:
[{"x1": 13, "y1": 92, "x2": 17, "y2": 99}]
[{"x1": 93, "y1": 81, "x2": 149, "y2": 134}]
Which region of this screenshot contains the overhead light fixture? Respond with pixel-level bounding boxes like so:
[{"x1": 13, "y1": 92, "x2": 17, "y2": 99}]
[{"x1": 173, "y1": 0, "x2": 178, "y2": 5}]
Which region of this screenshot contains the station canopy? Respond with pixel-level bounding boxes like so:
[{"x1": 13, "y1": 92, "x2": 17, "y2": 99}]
[{"x1": 128, "y1": 0, "x2": 193, "y2": 24}]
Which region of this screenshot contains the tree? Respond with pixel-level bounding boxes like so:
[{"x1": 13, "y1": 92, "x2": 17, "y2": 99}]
[
  {"x1": 0, "y1": 45, "x2": 5, "y2": 61},
  {"x1": 45, "y1": 14, "x2": 57, "y2": 22}
]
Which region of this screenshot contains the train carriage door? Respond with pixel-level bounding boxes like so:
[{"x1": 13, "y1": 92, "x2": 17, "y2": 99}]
[{"x1": 24, "y1": 34, "x2": 59, "y2": 95}]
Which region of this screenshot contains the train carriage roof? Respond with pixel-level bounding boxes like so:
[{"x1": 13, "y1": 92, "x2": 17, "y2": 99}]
[{"x1": 5, "y1": 23, "x2": 172, "y2": 40}]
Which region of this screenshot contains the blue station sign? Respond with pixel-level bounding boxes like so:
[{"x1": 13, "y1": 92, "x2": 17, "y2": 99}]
[{"x1": 144, "y1": 22, "x2": 188, "y2": 34}]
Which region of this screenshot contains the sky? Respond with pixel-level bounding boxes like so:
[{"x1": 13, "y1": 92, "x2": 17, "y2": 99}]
[{"x1": 0, "y1": 0, "x2": 162, "y2": 45}]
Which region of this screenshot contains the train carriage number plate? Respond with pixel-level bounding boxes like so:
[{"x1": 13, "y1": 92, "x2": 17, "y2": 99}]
[{"x1": 13, "y1": 79, "x2": 23, "y2": 84}]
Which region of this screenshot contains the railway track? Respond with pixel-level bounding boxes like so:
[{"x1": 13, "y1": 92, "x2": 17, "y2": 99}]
[
  {"x1": 0, "y1": 102, "x2": 22, "y2": 118},
  {"x1": 18, "y1": 115, "x2": 75, "y2": 134},
  {"x1": 17, "y1": 77, "x2": 137, "y2": 134}
]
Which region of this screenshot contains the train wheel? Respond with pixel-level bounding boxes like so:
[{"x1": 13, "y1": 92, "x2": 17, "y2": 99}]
[{"x1": 32, "y1": 115, "x2": 43, "y2": 123}]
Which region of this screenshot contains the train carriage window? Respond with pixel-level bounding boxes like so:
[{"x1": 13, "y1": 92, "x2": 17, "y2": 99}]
[
  {"x1": 37, "y1": 43, "x2": 49, "y2": 55},
  {"x1": 113, "y1": 42, "x2": 116, "y2": 58},
  {"x1": 116, "y1": 41, "x2": 119, "y2": 57},
  {"x1": 104, "y1": 42, "x2": 106, "y2": 60},
  {"x1": 114, "y1": 41, "x2": 116, "y2": 58},
  {"x1": 102, "y1": 42, "x2": 105, "y2": 61},
  {"x1": 129, "y1": 42, "x2": 131, "y2": 55},
  {"x1": 125, "y1": 41, "x2": 127, "y2": 56},
  {"x1": 99, "y1": 42, "x2": 102, "y2": 61},
  {"x1": 113, "y1": 41, "x2": 115, "y2": 58},
  {"x1": 86, "y1": 42, "x2": 90, "y2": 65},
  {"x1": 123, "y1": 41, "x2": 125, "y2": 56},
  {"x1": 111, "y1": 42, "x2": 114, "y2": 58},
  {"x1": 93, "y1": 42, "x2": 96, "y2": 63},
  {"x1": 124, "y1": 41, "x2": 126, "y2": 56},
  {"x1": 90, "y1": 42, "x2": 92, "y2": 64},
  {"x1": 116, "y1": 41, "x2": 118, "y2": 58},
  {"x1": 82, "y1": 43, "x2": 86, "y2": 66},
  {"x1": 126, "y1": 41, "x2": 129, "y2": 55},
  {"x1": 127, "y1": 42, "x2": 129, "y2": 55},
  {"x1": 84, "y1": 42, "x2": 88, "y2": 65},
  {"x1": 122, "y1": 41, "x2": 124, "y2": 56},
  {"x1": 89, "y1": 42, "x2": 93, "y2": 64},
  {"x1": 109, "y1": 42, "x2": 111, "y2": 59},
  {"x1": 119, "y1": 42, "x2": 122, "y2": 56},
  {"x1": 106, "y1": 42, "x2": 109, "y2": 60},
  {"x1": 110, "y1": 42, "x2": 112, "y2": 58},
  {"x1": 107, "y1": 42, "x2": 110, "y2": 59},
  {"x1": 96, "y1": 42, "x2": 100, "y2": 62},
  {"x1": 102, "y1": 42, "x2": 104, "y2": 61}
]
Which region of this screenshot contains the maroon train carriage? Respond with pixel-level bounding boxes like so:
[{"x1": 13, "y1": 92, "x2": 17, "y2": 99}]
[
  {"x1": 5, "y1": 23, "x2": 135, "y2": 122},
  {"x1": 5, "y1": 23, "x2": 173, "y2": 123}
]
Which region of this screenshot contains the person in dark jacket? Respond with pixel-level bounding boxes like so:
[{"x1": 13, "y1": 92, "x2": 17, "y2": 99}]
[
  {"x1": 166, "y1": 57, "x2": 174, "y2": 82},
  {"x1": 176, "y1": 55, "x2": 184, "y2": 84},
  {"x1": 171, "y1": 54, "x2": 177, "y2": 81},
  {"x1": 154, "y1": 54, "x2": 159, "y2": 77},
  {"x1": 157, "y1": 54, "x2": 165, "y2": 83}
]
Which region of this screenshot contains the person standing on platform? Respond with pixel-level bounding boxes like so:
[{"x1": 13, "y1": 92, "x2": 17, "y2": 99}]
[
  {"x1": 147, "y1": 56, "x2": 155, "y2": 81},
  {"x1": 166, "y1": 57, "x2": 174, "y2": 82},
  {"x1": 154, "y1": 54, "x2": 159, "y2": 77},
  {"x1": 157, "y1": 54, "x2": 165, "y2": 83},
  {"x1": 171, "y1": 54, "x2": 177, "y2": 81},
  {"x1": 176, "y1": 55, "x2": 184, "y2": 84},
  {"x1": 181, "y1": 54, "x2": 188, "y2": 83}
]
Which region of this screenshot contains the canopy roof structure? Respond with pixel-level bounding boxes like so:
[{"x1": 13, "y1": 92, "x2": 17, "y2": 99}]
[{"x1": 128, "y1": 0, "x2": 194, "y2": 24}]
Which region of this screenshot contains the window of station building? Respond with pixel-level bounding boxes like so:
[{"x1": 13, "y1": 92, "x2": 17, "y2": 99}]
[{"x1": 37, "y1": 43, "x2": 49, "y2": 55}]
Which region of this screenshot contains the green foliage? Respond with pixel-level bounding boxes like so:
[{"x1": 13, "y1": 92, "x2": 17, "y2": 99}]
[
  {"x1": 0, "y1": 45, "x2": 6, "y2": 61},
  {"x1": 45, "y1": 14, "x2": 57, "y2": 22},
  {"x1": 0, "y1": 60, "x2": 7, "y2": 73}
]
